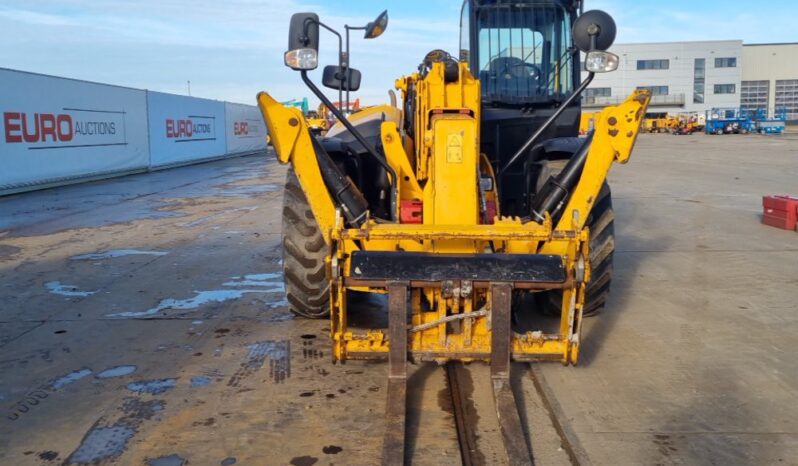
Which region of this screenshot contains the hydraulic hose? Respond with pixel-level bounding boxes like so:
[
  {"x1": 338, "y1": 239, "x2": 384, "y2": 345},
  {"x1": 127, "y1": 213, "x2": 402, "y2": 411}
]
[
  {"x1": 301, "y1": 70, "x2": 398, "y2": 221},
  {"x1": 311, "y1": 137, "x2": 369, "y2": 227}
]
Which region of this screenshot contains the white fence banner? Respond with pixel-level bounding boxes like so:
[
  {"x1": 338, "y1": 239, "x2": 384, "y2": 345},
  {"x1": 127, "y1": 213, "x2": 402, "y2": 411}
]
[
  {"x1": 0, "y1": 68, "x2": 149, "y2": 190},
  {"x1": 147, "y1": 91, "x2": 227, "y2": 167},
  {"x1": 225, "y1": 102, "x2": 267, "y2": 154}
]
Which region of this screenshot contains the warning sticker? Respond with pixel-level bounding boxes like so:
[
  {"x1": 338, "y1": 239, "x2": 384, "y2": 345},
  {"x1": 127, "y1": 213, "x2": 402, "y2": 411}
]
[{"x1": 446, "y1": 132, "x2": 463, "y2": 163}]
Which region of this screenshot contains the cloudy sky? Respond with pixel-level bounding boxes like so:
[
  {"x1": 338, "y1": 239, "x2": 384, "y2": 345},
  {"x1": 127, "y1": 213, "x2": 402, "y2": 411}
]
[{"x1": 2, "y1": 1, "x2": 796, "y2": 106}]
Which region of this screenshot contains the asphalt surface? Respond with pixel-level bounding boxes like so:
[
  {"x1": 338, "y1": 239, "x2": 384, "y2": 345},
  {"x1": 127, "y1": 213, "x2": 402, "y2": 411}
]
[{"x1": 1, "y1": 133, "x2": 797, "y2": 465}]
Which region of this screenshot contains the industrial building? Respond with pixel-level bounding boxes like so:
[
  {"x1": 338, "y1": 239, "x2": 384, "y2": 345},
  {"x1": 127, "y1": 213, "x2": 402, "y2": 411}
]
[
  {"x1": 582, "y1": 41, "x2": 798, "y2": 121},
  {"x1": 741, "y1": 43, "x2": 798, "y2": 120}
]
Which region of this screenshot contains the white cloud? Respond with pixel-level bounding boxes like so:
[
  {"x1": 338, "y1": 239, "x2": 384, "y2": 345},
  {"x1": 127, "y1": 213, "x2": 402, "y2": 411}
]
[
  {"x1": 20, "y1": 1, "x2": 795, "y2": 107},
  {"x1": 0, "y1": 6, "x2": 80, "y2": 26},
  {"x1": 0, "y1": 0, "x2": 462, "y2": 106}
]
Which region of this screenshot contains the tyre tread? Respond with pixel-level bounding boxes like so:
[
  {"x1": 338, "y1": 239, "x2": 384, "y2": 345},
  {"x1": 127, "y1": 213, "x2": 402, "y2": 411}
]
[{"x1": 281, "y1": 167, "x2": 330, "y2": 318}]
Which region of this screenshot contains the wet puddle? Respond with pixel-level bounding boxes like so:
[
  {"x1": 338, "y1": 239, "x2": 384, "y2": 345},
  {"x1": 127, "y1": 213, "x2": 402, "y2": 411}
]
[
  {"x1": 51, "y1": 368, "x2": 92, "y2": 389},
  {"x1": 106, "y1": 272, "x2": 285, "y2": 318},
  {"x1": 126, "y1": 379, "x2": 177, "y2": 395},
  {"x1": 96, "y1": 365, "x2": 137, "y2": 379},
  {"x1": 67, "y1": 424, "x2": 135, "y2": 464},
  {"x1": 45, "y1": 281, "x2": 96, "y2": 297},
  {"x1": 190, "y1": 376, "x2": 211, "y2": 388},
  {"x1": 147, "y1": 453, "x2": 187, "y2": 466},
  {"x1": 108, "y1": 290, "x2": 270, "y2": 318},
  {"x1": 177, "y1": 206, "x2": 259, "y2": 228},
  {"x1": 224, "y1": 272, "x2": 283, "y2": 289},
  {"x1": 71, "y1": 249, "x2": 169, "y2": 260}
]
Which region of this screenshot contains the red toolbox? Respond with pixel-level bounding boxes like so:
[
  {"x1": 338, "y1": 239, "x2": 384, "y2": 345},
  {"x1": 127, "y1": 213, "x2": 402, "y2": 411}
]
[{"x1": 762, "y1": 195, "x2": 798, "y2": 231}]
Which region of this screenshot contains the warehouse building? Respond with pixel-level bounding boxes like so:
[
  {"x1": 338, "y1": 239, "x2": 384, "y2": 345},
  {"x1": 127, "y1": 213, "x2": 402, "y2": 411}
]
[
  {"x1": 582, "y1": 41, "x2": 798, "y2": 121},
  {"x1": 741, "y1": 43, "x2": 798, "y2": 120}
]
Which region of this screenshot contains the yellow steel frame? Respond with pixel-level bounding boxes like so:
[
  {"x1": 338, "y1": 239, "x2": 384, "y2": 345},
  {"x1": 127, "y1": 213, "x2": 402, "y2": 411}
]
[
  {"x1": 305, "y1": 116, "x2": 327, "y2": 133},
  {"x1": 258, "y1": 62, "x2": 650, "y2": 365}
]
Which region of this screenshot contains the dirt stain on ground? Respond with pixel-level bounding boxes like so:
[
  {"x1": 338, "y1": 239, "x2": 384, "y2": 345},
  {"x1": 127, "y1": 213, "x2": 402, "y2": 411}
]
[
  {"x1": 437, "y1": 387, "x2": 454, "y2": 415},
  {"x1": 227, "y1": 340, "x2": 290, "y2": 386},
  {"x1": 289, "y1": 456, "x2": 318, "y2": 466},
  {"x1": 653, "y1": 433, "x2": 679, "y2": 456},
  {"x1": 38, "y1": 450, "x2": 58, "y2": 461},
  {"x1": 0, "y1": 244, "x2": 22, "y2": 259},
  {"x1": 192, "y1": 417, "x2": 215, "y2": 427},
  {"x1": 322, "y1": 445, "x2": 343, "y2": 454},
  {"x1": 64, "y1": 398, "x2": 167, "y2": 464}
]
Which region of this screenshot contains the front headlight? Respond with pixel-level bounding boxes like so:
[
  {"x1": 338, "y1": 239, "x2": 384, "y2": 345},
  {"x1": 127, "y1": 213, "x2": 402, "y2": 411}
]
[
  {"x1": 585, "y1": 50, "x2": 619, "y2": 73},
  {"x1": 284, "y1": 48, "x2": 318, "y2": 70}
]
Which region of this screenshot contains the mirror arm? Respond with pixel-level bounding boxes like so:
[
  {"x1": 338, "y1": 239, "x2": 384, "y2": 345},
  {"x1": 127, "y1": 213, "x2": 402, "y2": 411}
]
[
  {"x1": 344, "y1": 26, "x2": 351, "y2": 113},
  {"x1": 342, "y1": 25, "x2": 366, "y2": 113},
  {"x1": 306, "y1": 19, "x2": 345, "y2": 106},
  {"x1": 498, "y1": 72, "x2": 595, "y2": 177},
  {"x1": 300, "y1": 70, "x2": 398, "y2": 221}
]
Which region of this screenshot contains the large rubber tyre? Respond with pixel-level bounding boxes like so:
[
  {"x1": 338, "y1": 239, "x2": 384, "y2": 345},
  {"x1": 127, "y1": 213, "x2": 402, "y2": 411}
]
[
  {"x1": 580, "y1": 182, "x2": 615, "y2": 316},
  {"x1": 281, "y1": 167, "x2": 330, "y2": 318},
  {"x1": 539, "y1": 181, "x2": 615, "y2": 317}
]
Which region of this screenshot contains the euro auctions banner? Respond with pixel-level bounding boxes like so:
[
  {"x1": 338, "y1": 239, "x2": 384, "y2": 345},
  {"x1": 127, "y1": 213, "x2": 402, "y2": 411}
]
[
  {"x1": 147, "y1": 91, "x2": 227, "y2": 167},
  {"x1": 225, "y1": 102, "x2": 267, "y2": 154},
  {"x1": 0, "y1": 68, "x2": 149, "y2": 190}
]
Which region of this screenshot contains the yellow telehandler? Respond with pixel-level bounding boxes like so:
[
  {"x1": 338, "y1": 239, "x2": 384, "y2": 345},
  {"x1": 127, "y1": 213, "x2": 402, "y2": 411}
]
[{"x1": 257, "y1": 2, "x2": 649, "y2": 463}]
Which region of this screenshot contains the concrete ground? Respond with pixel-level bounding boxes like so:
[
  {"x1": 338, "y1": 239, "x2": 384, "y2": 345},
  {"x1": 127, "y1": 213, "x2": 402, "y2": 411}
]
[{"x1": 0, "y1": 133, "x2": 796, "y2": 465}]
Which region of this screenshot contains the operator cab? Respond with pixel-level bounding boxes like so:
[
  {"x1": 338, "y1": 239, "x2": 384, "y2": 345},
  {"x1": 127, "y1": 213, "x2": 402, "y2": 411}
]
[
  {"x1": 460, "y1": 0, "x2": 583, "y2": 216},
  {"x1": 460, "y1": 0, "x2": 578, "y2": 105},
  {"x1": 279, "y1": 3, "x2": 619, "y2": 223}
]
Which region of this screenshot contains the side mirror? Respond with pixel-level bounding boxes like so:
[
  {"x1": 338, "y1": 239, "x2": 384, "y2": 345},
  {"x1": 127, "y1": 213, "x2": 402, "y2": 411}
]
[
  {"x1": 572, "y1": 10, "x2": 616, "y2": 52},
  {"x1": 322, "y1": 65, "x2": 362, "y2": 91},
  {"x1": 285, "y1": 12, "x2": 320, "y2": 70},
  {"x1": 364, "y1": 10, "x2": 388, "y2": 39}
]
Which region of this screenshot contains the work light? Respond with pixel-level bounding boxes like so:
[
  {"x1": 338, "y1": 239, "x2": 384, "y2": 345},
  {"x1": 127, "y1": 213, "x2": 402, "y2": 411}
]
[
  {"x1": 585, "y1": 50, "x2": 619, "y2": 73},
  {"x1": 284, "y1": 48, "x2": 318, "y2": 70}
]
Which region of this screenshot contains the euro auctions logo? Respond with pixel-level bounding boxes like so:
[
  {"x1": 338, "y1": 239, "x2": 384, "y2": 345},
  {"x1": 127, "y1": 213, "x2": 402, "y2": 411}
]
[
  {"x1": 3, "y1": 109, "x2": 126, "y2": 149},
  {"x1": 233, "y1": 121, "x2": 249, "y2": 136},
  {"x1": 165, "y1": 116, "x2": 215, "y2": 142},
  {"x1": 4, "y1": 113, "x2": 73, "y2": 143},
  {"x1": 232, "y1": 120, "x2": 261, "y2": 138}
]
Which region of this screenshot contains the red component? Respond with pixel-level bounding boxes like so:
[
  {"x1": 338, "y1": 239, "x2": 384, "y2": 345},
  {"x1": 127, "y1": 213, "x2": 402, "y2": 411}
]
[
  {"x1": 484, "y1": 200, "x2": 497, "y2": 224},
  {"x1": 762, "y1": 195, "x2": 798, "y2": 231},
  {"x1": 400, "y1": 200, "x2": 423, "y2": 224}
]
